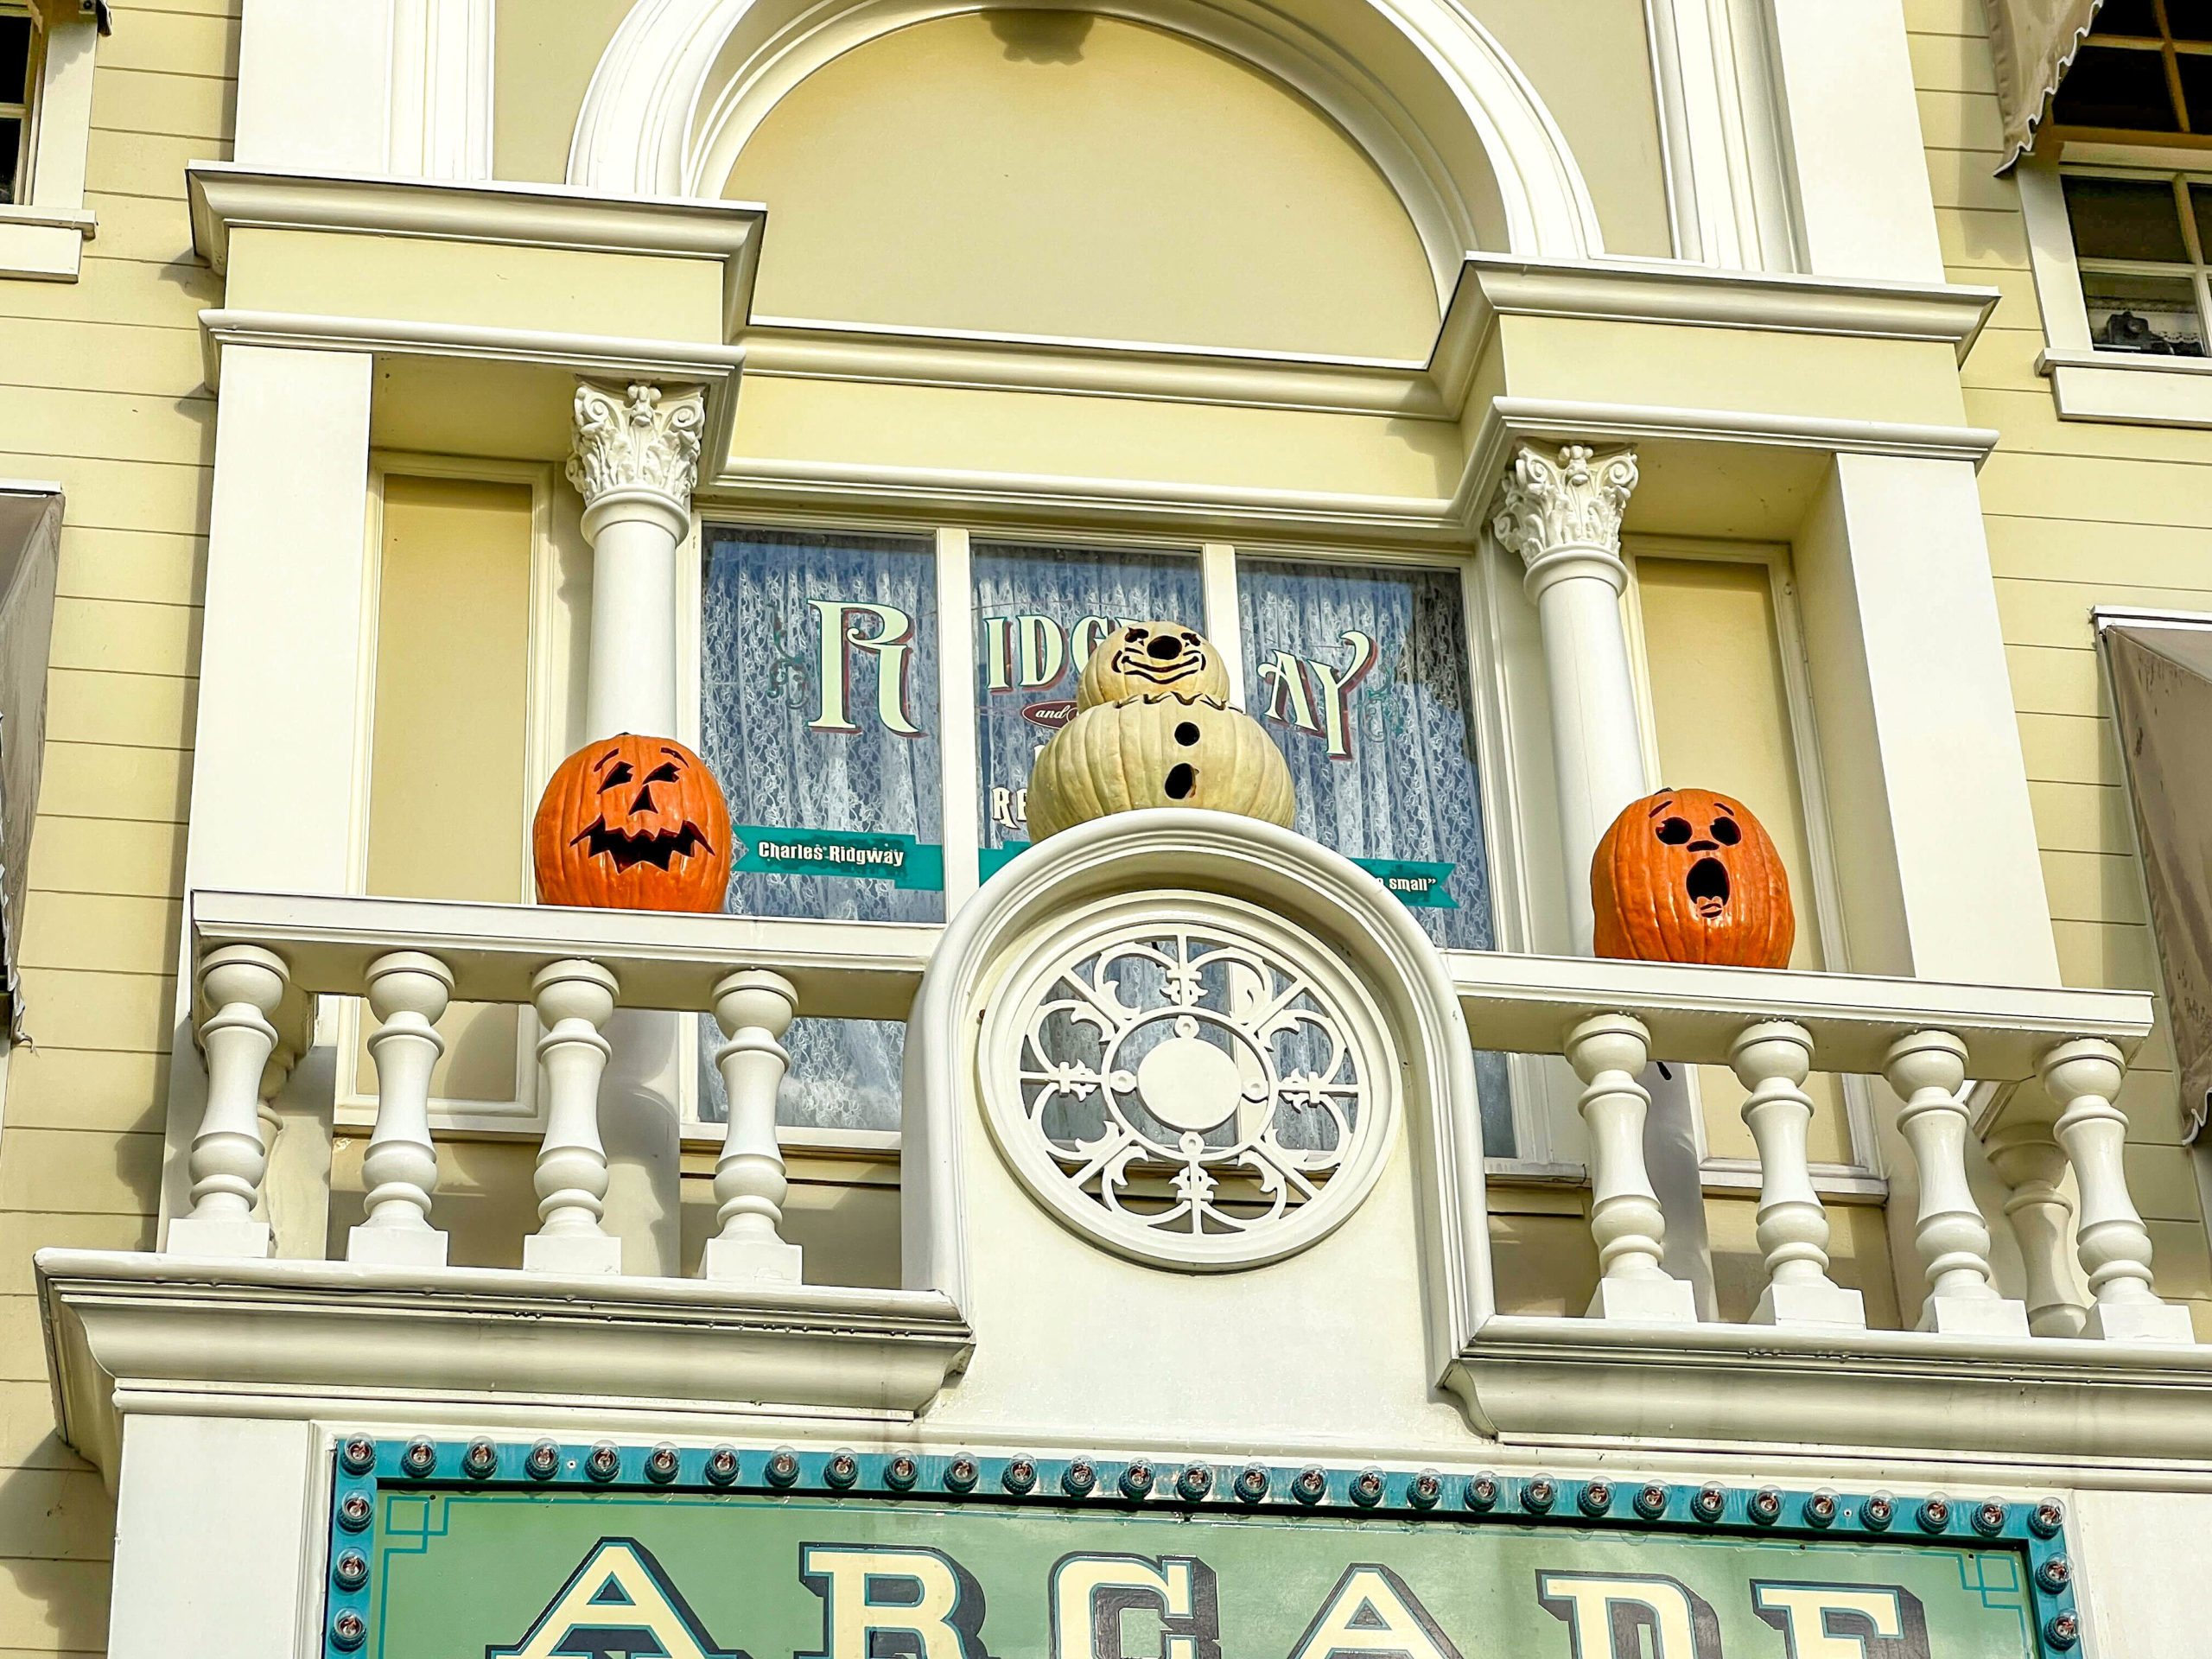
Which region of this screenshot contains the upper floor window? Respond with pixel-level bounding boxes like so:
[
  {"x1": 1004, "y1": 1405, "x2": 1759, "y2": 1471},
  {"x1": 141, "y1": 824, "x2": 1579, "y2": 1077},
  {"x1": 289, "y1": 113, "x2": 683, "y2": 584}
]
[
  {"x1": 0, "y1": 8, "x2": 38, "y2": 207},
  {"x1": 2050, "y1": 0, "x2": 2212, "y2": 137},
  {"x1": 2062, "y1": 170, "x2": 2212, "y2": 354}
]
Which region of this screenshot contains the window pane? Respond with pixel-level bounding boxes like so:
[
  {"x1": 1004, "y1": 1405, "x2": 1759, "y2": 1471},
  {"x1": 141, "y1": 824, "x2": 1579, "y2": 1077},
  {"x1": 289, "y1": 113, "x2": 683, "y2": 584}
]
[
  {"x1": 2196, "y1": 182, "x2": 2212, "y2": 266},
  {"x1": 2064, "y1": 175, "x2": 2190, "y2": 261},
  {"x1": 2053, "y1": 43, "x2": 2182, "y2": 130},
  {"x1": 2167, "y1": 3, "x2": 2212, "y2": 42},
  {"x1": 0, "y1": 118, "x2": 16, "y2": 206},
  {"x1": 0, "y1": 18, "x2": 29, "y2": 101},
  {"x1": 2177, "y1": 50, "x2": 2212, "y2": 130},
  {"x1": 972, "y1": 541, "x2": 1203, "y2": 874},
  {"x1": 700, "y1": 525, "x2": 944, "y2": 922},
  {"x1": 1237, "y1": 558, "x2": 1494, "y2": 951},
  {"x1": 2082, "y1": 269, "x2": 2209, "y2": 353},
  {"x1": 2091, "y1": 0, "x2": 2161, "y2": 35},
  {"x1": 699, "y1": 1014, "x2": 904, "y2": 1131}
]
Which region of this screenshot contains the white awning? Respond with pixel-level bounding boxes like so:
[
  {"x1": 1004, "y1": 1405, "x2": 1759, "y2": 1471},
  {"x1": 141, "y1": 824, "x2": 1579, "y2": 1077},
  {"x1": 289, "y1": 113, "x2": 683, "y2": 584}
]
[
  {"x1": 2101, "y1": 618, "x2": 2212, "y2": 1142},
  {"x1": 1985, "y1": 0, "x2": 2103, "y2": 170},
  {"x1": 0, "y1": 486, "x2": 60, "y2": 1046}
]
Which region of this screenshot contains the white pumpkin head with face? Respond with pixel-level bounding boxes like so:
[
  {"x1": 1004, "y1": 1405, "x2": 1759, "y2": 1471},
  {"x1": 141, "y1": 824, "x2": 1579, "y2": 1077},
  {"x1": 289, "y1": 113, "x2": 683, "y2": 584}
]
[
  {"x1": 1027, "y1": 620, "x2": 1294, "y2": 841},
  {"x1": 1075, "y1": 620, "x2": 1232, "y2": 710}
]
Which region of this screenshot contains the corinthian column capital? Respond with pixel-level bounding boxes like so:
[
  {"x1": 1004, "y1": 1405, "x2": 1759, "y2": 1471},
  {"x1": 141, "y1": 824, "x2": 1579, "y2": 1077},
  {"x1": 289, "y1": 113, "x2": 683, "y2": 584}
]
[
  {"x1": 565, "y1": 379, "x2": 706, "y2": 536},
  {"x1": 1489, "y1": 442, "x2": 1640, "y2": 600}
]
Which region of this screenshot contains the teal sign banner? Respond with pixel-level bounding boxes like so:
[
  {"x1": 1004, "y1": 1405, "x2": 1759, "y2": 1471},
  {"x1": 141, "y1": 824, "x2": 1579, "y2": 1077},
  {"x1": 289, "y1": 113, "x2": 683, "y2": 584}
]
[
  {"x1": 733, "y1": 825, "x2": 945, "y2": 891},
  {"x1": 326, "y1": 1445, "x2": 2077, "y2": 1659},
  {"x1": 1351, "y1": 857, "x2": 1458, "y2": 908}
]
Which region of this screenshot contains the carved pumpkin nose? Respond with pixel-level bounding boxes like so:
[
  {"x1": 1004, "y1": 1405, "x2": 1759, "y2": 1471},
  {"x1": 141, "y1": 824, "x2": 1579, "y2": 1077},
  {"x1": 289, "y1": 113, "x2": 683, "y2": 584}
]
[
  {"x1": 1688, "y1": 838, "x2": 1719, "y2": 852},
  {"x1": 629, "y1": 786, "x2": 654, "y2": 816},
  {"x1": 1147, "y1": 633, "x2": 1183, "y2": 659}
]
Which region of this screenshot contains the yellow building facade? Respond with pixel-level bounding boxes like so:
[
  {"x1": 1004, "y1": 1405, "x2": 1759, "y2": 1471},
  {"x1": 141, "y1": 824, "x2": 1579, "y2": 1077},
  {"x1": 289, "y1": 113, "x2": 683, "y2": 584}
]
[{"x1": 2, "y1": 0, "x2": 2210, "y2": 1653}]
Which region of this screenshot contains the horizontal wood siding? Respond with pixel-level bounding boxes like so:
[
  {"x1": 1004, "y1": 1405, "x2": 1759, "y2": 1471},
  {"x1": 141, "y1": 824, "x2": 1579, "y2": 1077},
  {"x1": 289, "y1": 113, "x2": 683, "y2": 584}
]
[{"x1": 0, "y1": 2, "x2": 237, "y2": 1650}]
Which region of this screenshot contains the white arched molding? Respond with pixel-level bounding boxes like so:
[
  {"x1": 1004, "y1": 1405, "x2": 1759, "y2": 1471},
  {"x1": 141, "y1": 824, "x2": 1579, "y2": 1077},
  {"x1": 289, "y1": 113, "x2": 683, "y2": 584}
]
[
  {"x1": 901, "y1": 810, "x2": 1496, "y2": 1372},
  {"x1": 569, "y1": 0, "x2": 1605, "y2": 278}
]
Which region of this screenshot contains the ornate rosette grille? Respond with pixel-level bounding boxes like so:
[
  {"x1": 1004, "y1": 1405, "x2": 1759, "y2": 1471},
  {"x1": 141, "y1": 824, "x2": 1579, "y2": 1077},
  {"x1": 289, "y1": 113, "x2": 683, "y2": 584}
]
[{"x1": 982, "y1": 894, "x2": 1396, "y2": 1268}]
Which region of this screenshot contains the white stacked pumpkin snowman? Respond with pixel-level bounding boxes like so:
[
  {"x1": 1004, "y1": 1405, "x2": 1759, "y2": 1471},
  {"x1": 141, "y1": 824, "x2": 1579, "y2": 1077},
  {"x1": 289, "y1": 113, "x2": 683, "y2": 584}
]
[{"x1": 1025, "y1": 620, "x2": 1295, "y2": 839}]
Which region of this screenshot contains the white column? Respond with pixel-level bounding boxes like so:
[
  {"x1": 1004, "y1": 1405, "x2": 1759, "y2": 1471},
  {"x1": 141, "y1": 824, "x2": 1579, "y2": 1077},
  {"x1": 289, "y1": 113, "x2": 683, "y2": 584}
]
[
  {"x1": 1765, "y1": 0, "x2": 1944, "y2": 283},
  {"x1": 703, "y1": 969, "x2": 804, "y2": 1283},
  {"x1": 525, "y1": 960, "x2": 622, "y2": 1275},
  {"x1": 1884, "y1": 1031, "x2": 2030, "y2": 1336},
  {"x1": 1562, "y1": 1014, "x2": 1696, "y2": 1322},
  {"x1": 1492, "y1": 442, "x2": 1713, "y2": 1313},
  {"x1": 1986, "y1": 1119, "x2": 2090, "y2": 1338},
  {"x1": 1730, "y1": 1020, "x2": 1865, "y2": 1326},
  {"x1": 563, "y1": 378, "x2": 707, "y2": 1281},
  {"x1": 2038, "y1": 1039, "x2": 2195, "y2": 1343},
  {"x1": 163, "y1": 346, "x2": 373, "y2": 1234},
  {"x1": 386, "y1": 0, "x2": 496, "y2": 180},
  {"x1": 233, "y1": 4, "x2": 390, "y2": 170},
  {"x1": 1790, "y1": 455, "x2": 2061, "y2": 985},
  {"x1": 168, "y1": 945, "x2": 289, "y2": 1260},
  {"x1": 1491, "y1": 442, "x2": 1649, "y2": 956},
  {"x1": 567, "y1": 378, "x2": 705, "y2": 741},
  {"x1": 348, "y1": 951, "x2": 453, "y2": 1268}
]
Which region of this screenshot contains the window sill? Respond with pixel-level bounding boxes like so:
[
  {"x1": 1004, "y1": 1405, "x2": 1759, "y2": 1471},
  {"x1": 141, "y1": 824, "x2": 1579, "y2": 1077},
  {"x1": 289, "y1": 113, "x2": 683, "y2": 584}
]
[
  {"x1": 0, "y1": 206, "x2": 96, "y2": 281},
  {"x1": 2040, "y1": 346, "x2": 2212, "y2": 429}
]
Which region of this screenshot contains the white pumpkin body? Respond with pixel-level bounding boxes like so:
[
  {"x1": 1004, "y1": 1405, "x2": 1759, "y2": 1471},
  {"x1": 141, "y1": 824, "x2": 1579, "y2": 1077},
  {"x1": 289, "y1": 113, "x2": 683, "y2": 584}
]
[{"x1": 1026, "y1": 693, "x2": 1294, "y2": 840}]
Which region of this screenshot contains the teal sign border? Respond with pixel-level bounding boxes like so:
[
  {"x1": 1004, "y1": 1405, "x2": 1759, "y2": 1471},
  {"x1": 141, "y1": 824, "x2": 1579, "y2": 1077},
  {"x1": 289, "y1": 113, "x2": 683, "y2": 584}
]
[{"x1": 321, "y1": 1440, "x2": 2081, "y2": 1657}]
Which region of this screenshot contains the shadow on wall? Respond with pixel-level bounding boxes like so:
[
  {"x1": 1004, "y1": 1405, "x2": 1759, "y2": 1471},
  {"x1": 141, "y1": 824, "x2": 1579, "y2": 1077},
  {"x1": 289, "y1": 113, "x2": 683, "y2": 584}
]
[
  {"x1": 0, "y1": 1455, "x2": 117, "y2": 1654},
  {"x1": 989, "y1": 9, "x2": 1093, "y2": 63}
]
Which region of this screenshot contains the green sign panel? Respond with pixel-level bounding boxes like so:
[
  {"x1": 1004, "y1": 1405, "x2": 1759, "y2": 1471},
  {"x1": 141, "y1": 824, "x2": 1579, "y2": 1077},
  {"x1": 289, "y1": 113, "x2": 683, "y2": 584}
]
[
  {"x1": 327, "y1": 1446, "x2": 2073, "y2": 1659},
  {"x1": 732, "y1": 824, "x2": 945, "y2": 891}
]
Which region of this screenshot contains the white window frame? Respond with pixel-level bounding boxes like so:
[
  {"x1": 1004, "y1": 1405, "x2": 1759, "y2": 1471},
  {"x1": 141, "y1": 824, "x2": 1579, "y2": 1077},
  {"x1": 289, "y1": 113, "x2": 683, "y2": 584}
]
[
  {"x1": 2019, "y1": 149, "x2": 2212, "y2": 429},
  {"x1": 1618, "y1": 536, "x2": 1885, "y2": 1197},
  {"x1": 0, "y1": 3, "x2": 96, "y2": 281},
  {"x1": 678, "y1": 508, "x2": 1570, "y2": 1168}
]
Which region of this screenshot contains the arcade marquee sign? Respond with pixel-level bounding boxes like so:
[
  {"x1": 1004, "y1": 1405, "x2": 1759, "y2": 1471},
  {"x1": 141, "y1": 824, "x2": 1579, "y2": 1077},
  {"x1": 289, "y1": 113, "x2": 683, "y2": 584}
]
[{"x1": 324, "y1": 1442, "x2": 2079, "y2": 1658}]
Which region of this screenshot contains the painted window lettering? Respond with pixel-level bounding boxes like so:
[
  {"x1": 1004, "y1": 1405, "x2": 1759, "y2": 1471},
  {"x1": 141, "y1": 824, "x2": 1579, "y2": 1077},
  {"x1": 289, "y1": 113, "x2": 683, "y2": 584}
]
[
  {"x1": 1536, "y1": 1573, "x2": 1723, "y2": 1659},
  {"x1": 807, "y1": 600, "x2": 923, "y2": 736},
  {"x1": 799, "y1": 1543, "x2": 991, "y2": 1659},
  {"x1": 1255, "y1": 628, "x2": 1379, "y2": 761},
  {"x1": 1750, "y1": 1583, "x2": 1930, "y2": 1659},
  {"x1": 1048, "y1": 1553, "x2": 1221, "y2": 1659}
]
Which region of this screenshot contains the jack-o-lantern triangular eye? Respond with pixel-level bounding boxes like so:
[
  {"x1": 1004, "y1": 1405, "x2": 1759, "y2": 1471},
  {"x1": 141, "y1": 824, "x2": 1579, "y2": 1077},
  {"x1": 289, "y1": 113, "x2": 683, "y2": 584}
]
[{"x1": 645, "y1": 762, "x2": 679, "y2": 784}]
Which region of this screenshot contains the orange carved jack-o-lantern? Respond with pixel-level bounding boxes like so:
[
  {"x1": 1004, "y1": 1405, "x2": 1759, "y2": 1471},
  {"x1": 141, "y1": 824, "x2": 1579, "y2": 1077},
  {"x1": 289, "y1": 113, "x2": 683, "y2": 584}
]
[
  {"x1": 1592, "y1": 787, "x2": 1795, "y2": 969},
  {"x1": 532, "y1": 734, "x2": 731, "y2": 912}
]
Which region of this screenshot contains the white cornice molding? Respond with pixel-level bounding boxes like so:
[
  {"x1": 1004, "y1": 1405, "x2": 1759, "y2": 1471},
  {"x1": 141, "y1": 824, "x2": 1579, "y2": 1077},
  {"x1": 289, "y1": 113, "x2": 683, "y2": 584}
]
[
  {"x1": 36, "y1": 1249, "x2": 975, "y2": 1480},
  {"x1": 185, "y1": 163, "x2": 768, "y2": 340},
  {"x1": 1451, "y1": 1314, "x2": 2212, "y2": 1462}
]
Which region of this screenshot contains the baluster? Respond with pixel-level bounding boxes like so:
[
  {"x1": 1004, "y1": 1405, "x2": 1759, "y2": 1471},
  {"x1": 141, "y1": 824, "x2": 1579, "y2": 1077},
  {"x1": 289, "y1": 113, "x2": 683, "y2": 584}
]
[
  {"x1": 168, "y1": 944, "x2": 289, "y2": 1258},
  {"x1": 347, "y1": 950, "x2": 453, "y2": 1268},
  {"x1": 2038, "y1": 1039, "x2": 2194, "y2": 1342},
  {"x1": 1883, "y1": 1031, "x2": 2029, "y2": 1336},
  {"x1": 1564, "y1": 1013, "x2": 1696, "y2": 1322},
  {"x1": 524, "y1": 960, "x2": 621, "y2": 1274},
  {"x1": 1729, "y1": 1020, "x2": 1865, "y2": 1327},
  {"x1": 702, "y1": 969, "x2": 803, "y2": 1284},
  {"x1": 1985, "y1": 1119, "x2": 2090, "y2": 1338},
  {"x1": 248, "y1": 1037, "x2": 297, "y2": 1226}
]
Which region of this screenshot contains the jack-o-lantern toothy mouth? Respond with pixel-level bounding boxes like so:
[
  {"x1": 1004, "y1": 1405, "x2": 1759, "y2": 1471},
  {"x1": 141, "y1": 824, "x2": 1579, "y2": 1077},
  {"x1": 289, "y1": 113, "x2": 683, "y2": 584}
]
[
  {"x1": 1686, "y1": 855, "x2": 1730, "y2": 919},
  {"x1": 1107, "y1": 645, "x2": 1205, "y2": 684},
  {"x1": 569, "y1": 817, "x2": 716, "y2": 874}
]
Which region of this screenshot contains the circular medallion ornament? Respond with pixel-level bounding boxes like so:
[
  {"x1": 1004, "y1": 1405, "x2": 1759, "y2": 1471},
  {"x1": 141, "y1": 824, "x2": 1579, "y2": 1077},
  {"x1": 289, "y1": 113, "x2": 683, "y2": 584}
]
[{"x1": 980, "y1": 893, "x2": 1398, "y2": 1269}]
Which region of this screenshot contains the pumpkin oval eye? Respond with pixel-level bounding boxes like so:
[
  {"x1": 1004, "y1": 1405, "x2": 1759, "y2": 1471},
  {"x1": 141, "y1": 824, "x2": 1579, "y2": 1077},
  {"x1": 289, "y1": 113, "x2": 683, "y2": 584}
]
[
  {"x1": 1711, "y1": 817, "x2": 1742, "y2": 846},
  {"x1": 1656, "y1": 817, "x2": 1693, "y2": 846}
]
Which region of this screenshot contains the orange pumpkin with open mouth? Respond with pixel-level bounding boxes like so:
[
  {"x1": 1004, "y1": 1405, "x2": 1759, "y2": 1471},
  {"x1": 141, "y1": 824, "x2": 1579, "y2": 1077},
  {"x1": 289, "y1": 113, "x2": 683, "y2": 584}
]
[{"x1": 1592, "y1": 787, "x2": 1794, "y2": 969}]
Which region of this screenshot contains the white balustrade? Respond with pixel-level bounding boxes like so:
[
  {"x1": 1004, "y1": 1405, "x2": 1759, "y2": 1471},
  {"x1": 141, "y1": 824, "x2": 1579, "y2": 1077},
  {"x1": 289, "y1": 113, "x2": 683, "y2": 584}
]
[
  {"x1": 1883, "y1": 1030, "x2": 2029, "y2": 1336},
  {"x1": 1563, "y1": 1013, "x2": 1697, "y2": 1322},
  {"x1": 168, "y1": 944, "x2": 289, "y2": 1259},
  {"x1": 525, "y1": 959, "x2": 621, "y2": 1275},
  {"x1": 1985, "y1": 1118, "x2": 2089, "y2": 1338},
  {"x1": 2039, "y1": 1039, "x2": 2195, "y2": 1342},
  {"x1": 703, "y1": 969, "x2": 803, "y2": 1284},
  {"x1": 1729, "y1": 1020, "x2": 1864, "y2": 1328},
  {"x1": 348, "y1": 950, "x2": 454, "y2": 1268}
]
